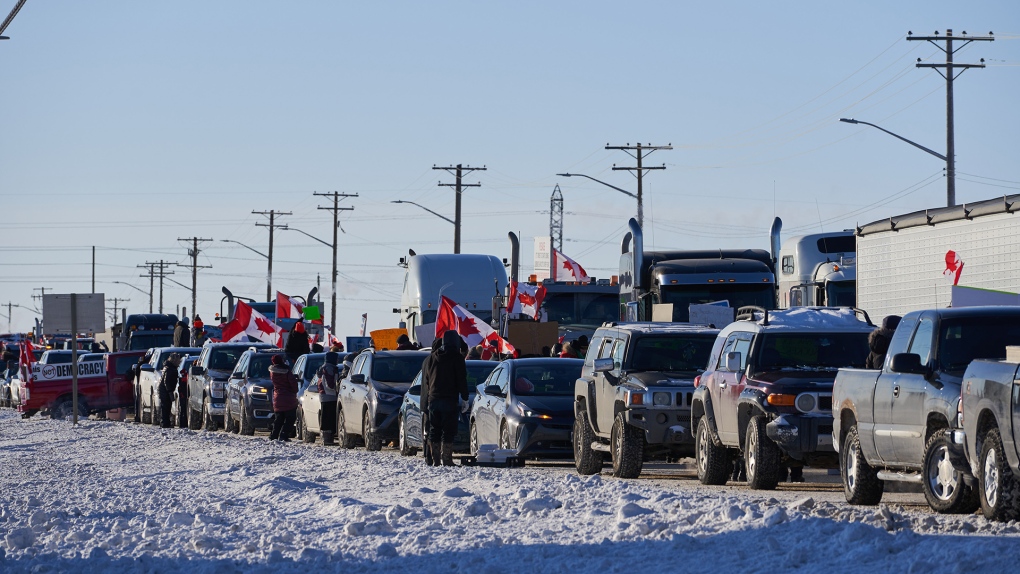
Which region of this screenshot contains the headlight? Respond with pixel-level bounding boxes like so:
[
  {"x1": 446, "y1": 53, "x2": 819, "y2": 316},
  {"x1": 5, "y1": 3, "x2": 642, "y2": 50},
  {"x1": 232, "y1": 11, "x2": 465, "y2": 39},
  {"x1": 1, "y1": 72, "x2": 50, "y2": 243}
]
[
  {"x1": 376, "y1": 391, "x2": 400, "y2": 403},
  {"x1": 796, "y1": 393, "x2": 816, "y2": 412},
  {"x1": 627, "y1": 392, "x2": 646, "y2": 406},
  {"x1": 251, "y1": 386, "x2": 268, "y2": 394},
  {"x1": 652, "y1": 392, "x2": 671, "y2": 406},
  {"x1": 515, "y1": 403, "x2": 552, "y2": 419},
  {"x1": 211, "y1": 381, "x2": 225, "y2": 398}
]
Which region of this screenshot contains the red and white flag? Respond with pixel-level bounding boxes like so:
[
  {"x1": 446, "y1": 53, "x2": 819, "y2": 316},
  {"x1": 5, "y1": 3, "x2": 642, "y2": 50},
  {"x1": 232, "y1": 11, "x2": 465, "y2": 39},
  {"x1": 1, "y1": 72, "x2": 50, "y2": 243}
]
[
  {"x1": 552, "y1": 248, "x2": 591, "y2": 283},
  {"x1": 276, "y1": 291, "x2": 304, "y2": 320},
  {"x1": 324, "y1": 328, "x2": 342, "y2": 349},
  {"x1": 19, "y1": 341, "x2": 36, "y2": 384},
  {"x1": 221, "y1": 300, "x2": 284, "y2": 347},
  {"x1": 507, "y1": 281, "x2": 546, "y2": 320},
  {"x1": 944, "y1": 250, "x2": 965, "y2": 286},
  {"x1": 435, "y1": 296, "x2": 517, "y2": 356}
]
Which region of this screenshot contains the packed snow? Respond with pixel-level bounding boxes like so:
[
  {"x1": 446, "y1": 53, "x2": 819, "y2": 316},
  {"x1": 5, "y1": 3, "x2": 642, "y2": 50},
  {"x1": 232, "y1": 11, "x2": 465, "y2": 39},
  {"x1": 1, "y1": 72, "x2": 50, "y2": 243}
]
[{"x1": 2, "y1": 409, "x2": 1019, "y2": 573}]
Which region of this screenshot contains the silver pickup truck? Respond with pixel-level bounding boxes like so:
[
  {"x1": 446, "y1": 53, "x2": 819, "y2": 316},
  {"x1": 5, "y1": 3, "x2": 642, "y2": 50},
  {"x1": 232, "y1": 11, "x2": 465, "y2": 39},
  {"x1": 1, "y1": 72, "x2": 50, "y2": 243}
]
[{"x1": 833, "y1": 307, "x2": 1020, "y2": 513}]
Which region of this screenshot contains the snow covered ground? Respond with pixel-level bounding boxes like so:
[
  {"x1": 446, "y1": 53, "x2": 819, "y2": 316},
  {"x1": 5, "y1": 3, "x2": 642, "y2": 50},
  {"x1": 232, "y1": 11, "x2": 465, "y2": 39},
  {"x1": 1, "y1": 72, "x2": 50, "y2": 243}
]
[{"x1": 2, "y1": 408, "x2": 1019, "y2": 573}]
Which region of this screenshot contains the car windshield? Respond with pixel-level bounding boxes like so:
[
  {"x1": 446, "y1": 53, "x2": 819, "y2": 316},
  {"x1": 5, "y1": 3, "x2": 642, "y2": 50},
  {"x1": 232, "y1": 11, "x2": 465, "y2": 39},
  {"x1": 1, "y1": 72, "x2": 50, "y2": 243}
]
[
  {"x1": 541, "y1": 293, "x2": 619, "y2": 327},
  {"x1": 512, "y1": 363, "x2": 581, "y2": 396},
  {"x1": 156, "y1": 349, "x2": 199, "y2": 369},
  {"x1": 467, "y1": 363, "x2": 498, "y2": 387},
  {"x1": 209, "y1": 348, "x2": 246, "y2": 371},
  {"x1": 659, "y1": 284, "x2": 775, "y2": 322},
  {"x1": 753, "y1": 333, "x2": 869, "y2": 371},
  {"x1": 939, "y1": 316, "x2": 1020, "y2": 375},
  {"x1": 372, "y1": 356, "x2": 427, "y2": 384},
  {"x1": 629, "y1": 335, "x2": 716, "y2": 372},
  {"x1": 248, "y1": 354, "x2": 281, "y2": 378}
]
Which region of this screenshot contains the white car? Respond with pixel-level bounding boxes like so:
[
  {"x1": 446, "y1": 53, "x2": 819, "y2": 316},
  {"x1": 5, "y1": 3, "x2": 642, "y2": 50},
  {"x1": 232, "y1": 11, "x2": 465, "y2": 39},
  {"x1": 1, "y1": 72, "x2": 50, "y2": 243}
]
[
  {"x1": 137, "y1": 346, "x2": 201, "y2": 425},
  {"x1": 294, "y1": 353, "x2": 338, "y2": 443}
]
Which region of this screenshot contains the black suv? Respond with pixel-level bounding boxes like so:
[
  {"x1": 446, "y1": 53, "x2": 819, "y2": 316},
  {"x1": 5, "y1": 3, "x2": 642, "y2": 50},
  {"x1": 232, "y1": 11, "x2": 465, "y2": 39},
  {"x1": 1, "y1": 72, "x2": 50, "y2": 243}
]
[
  {"x1": 337, "y1": 349, "x2": 430, "y2": 450},
  {"x1": 573, "y1": 322, "x2": 719, "y2": 478},
  {"x1": 187, "y1": 342, "x2": 275, "y2": 431},
  {"x1": 224, "y1": 348, "x2": 285, "y2": 435}
]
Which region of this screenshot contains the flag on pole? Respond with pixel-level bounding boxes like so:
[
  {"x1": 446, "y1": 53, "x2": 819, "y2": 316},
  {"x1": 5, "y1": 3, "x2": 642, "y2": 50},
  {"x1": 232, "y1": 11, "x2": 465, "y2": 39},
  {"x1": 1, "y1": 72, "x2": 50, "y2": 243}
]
[
  {"x1": 359, "y1": 313, "x2": 368, "y2": 337},
  {"x1": 944, "y1": 250, "x2": 965, "y2": 286},
  {"x1": 221, "y1": 300, "x2": 284, "y2": 347},
  {"x1": 552, "y1": 248, "x2": 591, "y2": 283},
  {"x1": 436, "y1": 296, "x2": 517, "y2": 356},
  {"x1": 19, "y1": 341, "x2": 36, "y2": 384},
  {"x1": 276, "y1": 291, "x2": 323, "y2": 324},
  {"x1": 507, "y1": 280, "x2": 547, "y2": 320},
  {"x1": 324, "y1": 328, "x2": 342, "y2": 349}
]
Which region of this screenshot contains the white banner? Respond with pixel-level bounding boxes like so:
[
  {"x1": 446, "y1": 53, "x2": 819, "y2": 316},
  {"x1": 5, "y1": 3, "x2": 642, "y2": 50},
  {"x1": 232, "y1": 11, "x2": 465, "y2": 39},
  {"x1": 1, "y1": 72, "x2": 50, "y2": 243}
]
[{"x1": 29, "y1": 360, "x2": 107, "y2": 381}]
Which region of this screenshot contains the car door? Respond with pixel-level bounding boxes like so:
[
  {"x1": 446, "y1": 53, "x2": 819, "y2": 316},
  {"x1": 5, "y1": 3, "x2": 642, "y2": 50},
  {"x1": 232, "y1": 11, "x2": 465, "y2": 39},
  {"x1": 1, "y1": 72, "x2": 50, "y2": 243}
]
[
  {"x1": 350, "y1": 354, "x2": 372, "y2": 433},
  {"x1": 406, "y1": 371, "x2": 424, "y2": 445},
  {"x1": 871, "y1": 314, "x2": 918, "y2": 462},
  {"x1": 339, "y1": 354, "x2": 365, "y2": 432},
  {"x1": 596, "y1": 335, "x2": 623, "y2": 434},
  {"x1": 888, "y1": 315, "x2": 935, "y2": 465},
  {"x1": 493, "y1": 364, "x2": 511, "y2": 440},
  {"x1": 142, "y1": 351, "x2": 161, "y2": 407},
  {"x1": 711, "y1": 333, "x2": 752, "y2": 444},
  {"x1": 227, "y1": 354, "x2": 248, "y2": 421},
  {"x1": 478, "y1": 366, "x2": 505, "y2": 444},
  {"x1": 189, "y1": 347, "x2": 209, "y2": 412}
]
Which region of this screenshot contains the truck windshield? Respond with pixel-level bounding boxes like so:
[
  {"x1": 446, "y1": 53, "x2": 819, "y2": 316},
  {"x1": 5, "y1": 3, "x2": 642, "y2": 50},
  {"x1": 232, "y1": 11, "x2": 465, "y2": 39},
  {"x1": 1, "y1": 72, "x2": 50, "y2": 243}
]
[
  {"x1": 659, "y1": 284, "x2": 775, "y2": 322},
  {"x1": 754, "y1": 332, "x2": 869, "y2": 371},
  {"x1": 939, "y1": 317, "x2": 1020, "y2": 375},
  {"x1": 629, "y1": 335, "x2": 716, "y2": 373},
  {"x1": 826, "y1": 281, "x2": 856, "y2": 307},
  {"x1": 541, "y1": 293, "x2": 618, "y2": 327},
  {"x1": 129, "y1": 332, "x2": 174, "y2": 350}
]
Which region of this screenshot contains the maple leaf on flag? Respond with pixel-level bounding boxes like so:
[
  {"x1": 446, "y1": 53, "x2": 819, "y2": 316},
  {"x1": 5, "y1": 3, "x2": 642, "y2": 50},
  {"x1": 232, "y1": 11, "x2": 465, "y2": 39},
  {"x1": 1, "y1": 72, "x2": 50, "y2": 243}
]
[
  {"x1": 458, "y1": 316, "x2": 482, "y2": 337},
  {"x1": 518, "y1": 291, "x2": 537, "y2": 306},
  {"x1": 254, "y1": 315, "x2": 277, "y2": 335}
]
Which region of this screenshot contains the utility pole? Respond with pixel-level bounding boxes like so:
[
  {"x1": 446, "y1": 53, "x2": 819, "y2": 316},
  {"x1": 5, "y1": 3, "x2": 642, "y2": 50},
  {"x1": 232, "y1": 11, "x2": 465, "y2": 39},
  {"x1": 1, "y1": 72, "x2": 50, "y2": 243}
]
[
  {"x1": 907, "y1": 29, "x2": 994, "y2": 207},
  {"x1": 550, "y1": 184, "x2": 564, "y2": 253},
  {"x1": 606, "y1": 143, "x2": 672, "y2": 228},
  {"x1": 92, "y1": 246, "x2": 96, "y2": 293},
  {"x1": 434, "y1": 164, "x2": 486, "y2": 254},
  {"x1": 176, "y1": 237, "x2": 212, "y2": 320},
  {"x1": 31, "y1": 287, "x2": 50, "y2": 305},
  {"x1": 314, "y1": 192, "x2": 357, "y2": 330},
  {"x1": 141, "y1": 261, "x2": 174, "y2": 313},
  {"x1": 2, "y1": 302, "x2": 19, "y2": 332},
  {"x1": 106, "y1": 298, "x2": 130, "y2": 324},
  {"x1": 253, "y1": 210, "x2": 291, "y2": 301}
]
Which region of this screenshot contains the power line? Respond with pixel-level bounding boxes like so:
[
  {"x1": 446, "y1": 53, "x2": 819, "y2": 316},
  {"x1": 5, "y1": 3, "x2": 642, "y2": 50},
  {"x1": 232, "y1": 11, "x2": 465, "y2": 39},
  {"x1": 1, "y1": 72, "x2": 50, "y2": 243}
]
[
  {"x1": 176, "y1": 237, "x2": 212, "y2": 319},
  {"x1": 314, "y1": 191, "x2": 358, "y2": 330},
  {"x1": 252, "y1": 210, "x2": 291, "y2": 301},
  {"x1": 606, "y1": 143, "x2": 672, "y2": 228},
  {"x1": 434, "y1": 164, "x2": 486, "y2": 254}
]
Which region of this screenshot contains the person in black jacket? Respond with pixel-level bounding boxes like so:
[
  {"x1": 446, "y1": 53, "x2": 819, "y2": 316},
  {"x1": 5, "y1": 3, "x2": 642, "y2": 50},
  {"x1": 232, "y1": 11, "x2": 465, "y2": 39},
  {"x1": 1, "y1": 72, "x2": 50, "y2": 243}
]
[
  {"x1": 866, "y1": 315, "x2": 901, "y2": 369},
  {"x1": 284, "y1": 322, "x2": 311, "y2": 364},
  {"x1": 173, "y1": 318, "x2": 190, "y2": 348},
  {"x1": 421, "y1": 330, "x2": 468, "y2": 466},
  {"x1": 158, "y1": 353, "x2": 182, "y2": 428}
]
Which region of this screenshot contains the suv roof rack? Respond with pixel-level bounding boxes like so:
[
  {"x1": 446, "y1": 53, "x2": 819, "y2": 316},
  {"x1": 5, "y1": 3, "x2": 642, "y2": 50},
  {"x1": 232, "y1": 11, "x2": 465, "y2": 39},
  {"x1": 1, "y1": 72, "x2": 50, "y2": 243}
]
[
  {"x1": 736, "y1": 306, "x2": 770, "y2": 326},
  {"x1": 850, "y1": 307, "x2": 874, "y2": 327}
]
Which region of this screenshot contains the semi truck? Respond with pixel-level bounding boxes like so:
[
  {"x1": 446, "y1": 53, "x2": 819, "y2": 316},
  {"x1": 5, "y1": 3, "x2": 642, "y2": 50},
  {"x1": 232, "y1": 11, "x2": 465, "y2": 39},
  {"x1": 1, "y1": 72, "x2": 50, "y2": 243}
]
[
  {"x1": 777, "y1": 231, "x2": 857, "y2": 309},
  {"x1": 855, "y1": 193, "x2": 1020, "y2": 318},
  {"x1": 619, "y1": 217, "x2": 782, "y2": 323}
]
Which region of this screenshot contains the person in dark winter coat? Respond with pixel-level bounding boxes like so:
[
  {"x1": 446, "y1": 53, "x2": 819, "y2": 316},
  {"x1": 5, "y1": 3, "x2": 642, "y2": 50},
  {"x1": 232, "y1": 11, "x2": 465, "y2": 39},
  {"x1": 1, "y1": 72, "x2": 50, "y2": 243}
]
[
  {"x1": 866, "y1": 315, "x2": 902, "y2": 369},
  {"x1": 395, "y1": 334, "x2": 415, "y2": 351},
  {"x1": 284, "y1": 322, "x2": 311, "y2": 364},
  {"x1": 268, "y1": 355, "x2": 299, "y2": 441},
  {"x1": 158, "y1": 353, "x2": 182, "y2": 428},
  {"x1": 421, "y1": 330, "x2": 469, "y2": 466},
  {"x1": 316, "y1": 352, "x2": 341, "y2": 445},
  {"x1": 173, "y1": 318, "x2": 190, "y2": 348}
]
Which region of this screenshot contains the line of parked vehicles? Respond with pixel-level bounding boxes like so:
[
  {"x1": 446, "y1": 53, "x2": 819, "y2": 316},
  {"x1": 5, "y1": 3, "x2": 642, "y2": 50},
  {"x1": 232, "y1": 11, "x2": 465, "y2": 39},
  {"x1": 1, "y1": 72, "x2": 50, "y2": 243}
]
[{"x1": 7, "y1": 301, "x2": 1020, "y2": 522}]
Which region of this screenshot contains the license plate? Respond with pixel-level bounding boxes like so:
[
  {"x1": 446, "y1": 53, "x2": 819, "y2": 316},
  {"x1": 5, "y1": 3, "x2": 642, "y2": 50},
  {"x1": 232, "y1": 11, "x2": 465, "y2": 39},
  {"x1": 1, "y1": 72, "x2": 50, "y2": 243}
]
[{"x1": 817, "y1": 434, "x2": 833, "y2": 447}]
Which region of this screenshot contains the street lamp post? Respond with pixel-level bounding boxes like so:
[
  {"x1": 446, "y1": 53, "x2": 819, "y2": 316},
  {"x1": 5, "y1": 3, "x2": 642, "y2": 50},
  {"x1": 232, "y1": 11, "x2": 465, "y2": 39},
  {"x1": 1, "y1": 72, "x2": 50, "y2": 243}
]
[
  {"x1": 556, "y1": 173, "x2": 641, "y2": 227},
  {"x1": 840, "y1": 118, "x2": 951, "y2": 206},
  {"x1": 390, "y1": 200, "x2": 457, "y2": 250}
]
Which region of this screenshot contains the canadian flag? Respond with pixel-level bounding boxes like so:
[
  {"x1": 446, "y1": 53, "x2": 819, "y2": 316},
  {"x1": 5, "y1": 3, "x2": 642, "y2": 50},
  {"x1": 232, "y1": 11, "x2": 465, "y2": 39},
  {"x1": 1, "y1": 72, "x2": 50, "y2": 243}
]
[
  {"x1": 436, "y1": 296, "x2": 517, "y2": 356},
  {"x1": 277, "y1": 291, "x2": 323, "y2": 324},
  {"x1": 552, "y1": 248, "x2": 591, "y2": 283},
  {"x1": 221, "y1": 300, "x2": 284, "y2": 347},
  {"x1": 507, "y1": 281, "x2": 546, "y2": 320},
  {"x1": 19, "y1": 341, "x2": 36, "y2": 384},
  {"x1": 944, "y1": 250, "x2": 965, "y2": 286},
  {"x1": 324, "y1": 328, "x2": 342, "y2": 349}
]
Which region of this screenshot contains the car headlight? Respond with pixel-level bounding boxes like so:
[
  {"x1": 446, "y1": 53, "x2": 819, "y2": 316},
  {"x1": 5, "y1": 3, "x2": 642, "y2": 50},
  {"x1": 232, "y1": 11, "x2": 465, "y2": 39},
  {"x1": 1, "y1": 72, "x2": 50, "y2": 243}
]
[
  {"x1": 652, "y1": 392, "x2": 671, "y2": 406},
  {"x1": 376, "y1": 391, "x2": 400, "y2": 403},
  {"x1": 515, "y1": 403, "x2": 551, "y2": 419},
  {"x1": 796, "y1": 393, "x2": 816, "y2": 413},
  {"x1": 627, "y1": 391, "x2": 647, "y2": 406},
  {"x1": 251, "y1": 386, "x2": 268, "y2": 394}
]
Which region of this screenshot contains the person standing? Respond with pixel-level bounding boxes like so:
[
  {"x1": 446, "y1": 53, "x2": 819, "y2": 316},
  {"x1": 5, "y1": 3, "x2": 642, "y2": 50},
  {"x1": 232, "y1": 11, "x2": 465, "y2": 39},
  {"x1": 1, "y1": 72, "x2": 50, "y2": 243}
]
[
  {"x1": 158, "y1": 353, "x2": 181, "y2": 428},
  {"x1": 284, "y1": 322, "x2": 311, "y2": 364},
  {"x1": 173, "y1": 318, "x2": 190, "y2": 347},
  {"x1": 316, "y1": 352, "x2": 341, "y2": 445},
  {"x1": 421, "y1": 330, "x2": 468, "y2": 466},
  {"x1": 866, "y1": 315, "x2": 901, "y2": 369},
  {"x1": 191, "y1": 316, "x2": 207, "y2": 347},
  {"x1": 395, "y1": 334, "x2": 415, "y2": 350},
  {"x1": 268, "y1": 355, "x2": 299, "y2": 442}
]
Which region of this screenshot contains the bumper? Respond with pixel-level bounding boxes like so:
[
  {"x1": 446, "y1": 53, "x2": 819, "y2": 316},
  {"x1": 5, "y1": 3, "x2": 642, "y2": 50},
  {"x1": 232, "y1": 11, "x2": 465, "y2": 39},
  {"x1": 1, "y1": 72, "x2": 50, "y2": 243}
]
[
  {"x1": 512, "y1": 417, "x2": 574, "y2": 459},
  {"x1": 623, "y1": 407, "x2": 694, "y2": 449},
  {"x1": 949, "y1": 429, "x2": 971, "y2": 473},
  {"x1": 372, "y1": 403, "x2": 403, "y2": 440},
  {"x1": 765, "y1": 414, "x2": 834, "y2": 458},
  {"x1": 208, "y1": 400, "x2": 226, "y2": 415},
  {"x1": 248, "y1": 399, "x2": 274, "y2": 429}
]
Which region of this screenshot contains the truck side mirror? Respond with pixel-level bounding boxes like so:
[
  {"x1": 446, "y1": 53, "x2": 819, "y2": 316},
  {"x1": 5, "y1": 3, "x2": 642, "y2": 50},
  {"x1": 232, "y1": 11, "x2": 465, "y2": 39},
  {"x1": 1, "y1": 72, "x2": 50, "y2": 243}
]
[
  {"x1": 725, "y1": 352, "x2": 742, "y2": 373},
  {"x1": 889, "y1": 353, "x2": 926, "y2": 375},
  {"x1": 593, "y1": 357, "x2": 614, "y2": 373},
  {"x1": 190, "y1": 364, "x2": 205, "y2": 377}
]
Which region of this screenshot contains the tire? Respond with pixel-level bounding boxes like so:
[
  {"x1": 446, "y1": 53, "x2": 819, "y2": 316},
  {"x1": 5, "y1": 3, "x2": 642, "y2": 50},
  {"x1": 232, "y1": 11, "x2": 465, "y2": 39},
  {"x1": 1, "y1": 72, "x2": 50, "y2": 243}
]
[
  {"x1": 499, "y1": 421, "x2": 514, "y2": 451},
  {"x1": 399, "y1": 415, "x2": 417, "y2": 456},
  {"x1": 188, "y1": 400, "x2": 202, "y2": 430},
  {"x1": 141, "y1": 390, "x2": 152, "y2": 425},
  {"x1": 239, "y1": 403, "x2": 255, "y2": 436},
  {"x1": 573, "y1": 411, "x2": 603, "y2": 475},
  {"x1": 297, "y1": 409, "x2": 315, "y2": 444},
  {"x1": 469, "y1": 420, "x2": 479, "y2": 457},
  {"x1": 840, "y1": 425, "x2": 884, "y2": 505},
  {"x1": 223, "y1": 403, "x2": 234, "y2": 433},
  {"x1": 337, "y1": 407, "x2": 357, "y2": 449},
  {"x1": 745, "y1": 415, "x2": 782, "y2": 490},
  {"x1": 923, "y1": 428, "x2": 979, "y2": 513},
  {"x1": 149, "y1": 391, "x2": 159, "y2": 426},
  {"x1": 611, "y1": 413, "x2": 644, "y2": 478},
  {"x1": 696, "y1": 416, "x2": 731, "y2": 485},
  {"x1": 202, "y1": 397, "x2": 218, "y2": 431},
  {"x1": 50, "y1": 397, "x2": 87, "y2": 421},
  {"x1": 363, "y1": 409, "x2": 382, "y2": 451},
  {"x1": 979, "y1": 428, "x2": 1020, "y2": 521}
]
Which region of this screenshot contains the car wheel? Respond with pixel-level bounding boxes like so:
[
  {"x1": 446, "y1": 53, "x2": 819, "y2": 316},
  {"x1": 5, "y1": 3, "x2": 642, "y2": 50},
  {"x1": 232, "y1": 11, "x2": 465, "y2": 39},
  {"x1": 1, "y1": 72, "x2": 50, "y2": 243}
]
[
  {"x1": 239, "y1": 403, "x2": 255, "y2": 436},
  {"x1": 840, "y1": 425, "x2": 884, "y2": 505},
  {"x1": 499, "y1": 421, "x2": 514, "y2": 451},
  {"x1": 611, "y1": 413, "x2": 644, "y2": 479},
  {"x1": 149, "y1": 390, "x2": 159, "y2": 426},
  {"x1": 573, "y1": 410, "x2": 603, "y2": 475},
  {"x1": 923, "y1": 428, "x2": 979, "y2": 513},
  {"x1": 337, "y1": 407, "x2": 357, "y2": 449},
  {"x1": 188, "y1": 399, "x2": 202, "y2": 430},
  {"x1": 696, "y1": 416, "x2": 731, "y2": 485},
  {"x1": 141, "y1": 390, "x2": 152, "y2": 425},
  {"x1": 363, "y1": 409, "x2": 382, "y2": 451},
  {"x1": 469, "y1": 420, "x2": 480, "y2": 457},
  {"x1": 399, "y1": 415, "x2": 417, "y2": 456},
  {"x1": 745, "y1": 415, "x2": 782, "y2": 490},
  {"x1": 979, "y1": 428, "x2": 1020, "y2": 521},
  {"x1": 203, "y1": 397, "x2": 218, "y2": 431},
  {"x1": 50, "y1": 397, "x2": 87, "y2": 421}
]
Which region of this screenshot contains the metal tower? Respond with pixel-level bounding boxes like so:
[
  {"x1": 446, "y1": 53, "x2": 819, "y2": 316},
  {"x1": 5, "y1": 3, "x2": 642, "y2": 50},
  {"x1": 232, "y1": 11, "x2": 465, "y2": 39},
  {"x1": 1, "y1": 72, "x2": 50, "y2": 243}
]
[{"x1": 550, "y1": 184, "x2": 563, "y2": 253}]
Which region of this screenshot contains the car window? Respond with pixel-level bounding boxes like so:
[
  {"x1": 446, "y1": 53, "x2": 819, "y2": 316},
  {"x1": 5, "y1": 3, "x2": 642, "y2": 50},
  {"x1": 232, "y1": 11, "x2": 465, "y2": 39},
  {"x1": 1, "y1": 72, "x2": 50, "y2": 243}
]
[
  {"x1": 114, "y1": 355, "x2": 137, "y2": 376},
  {"x1": 210, "y1": 348, "x2": 244, "y2": 371},
  {"x1": 409, "y1": 370, "x2": 423, "y2": 392},
  {"x1": 483, "y1": 367, "x2": 502, "y2": 388},
  {"x1": 372, "y1": 355, "x2": 428, "y2": 384},
  {"x1": 497, "y1": 367, "x2": 511, "y2": 395},
  {"x1": 291, "y1": 357, "x2": 304, "y2": 377},
  {"x1": 233, "y1": 355, "x2": 248, "y2": 375},
  {"x1": 584, "y1": 335, "x2": 605, "y2": 367},
  {"x1": 354, "y1": 354, "x2": 369, "y2": 375},
  {"x1": 907, "y1": 318, "x2": 935, "y2": 366},
  {"x1": 717, "y1": 334, "x2": 739, "y2": 370},
  {"x1": 629, "y1": 335, "x2": 715, "y2": 372},
  {"x1": 511, "y1": 363, "x2": 583, "y2": 396},
  {"x1": 938, "y1": 315, "x2": 1020, "y2": 374},
  {"x1": 247, "y1": 354, "x2": 278, "y2": 378},
  {"x1": 303, "y1": 355, "x2": 325, "y2": 380},
  {"x1": 732, "y1": 337, "x2": 752, "y2": 370},
  {"x1": 611, "y1": 339, "x2": 626, "y2": 371},
  {"x1": 466, "y1": 363, "x2": 498, "y2": 387},
  {"x1": 598, "y1": 337, "x2": 614, "y2": 359}
]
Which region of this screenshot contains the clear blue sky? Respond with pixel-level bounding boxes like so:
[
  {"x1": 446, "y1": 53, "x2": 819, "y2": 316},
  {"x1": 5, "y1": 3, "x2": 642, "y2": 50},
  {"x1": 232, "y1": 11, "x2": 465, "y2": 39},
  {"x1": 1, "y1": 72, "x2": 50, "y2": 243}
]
[{"x1": 2, "y1": 1, "x2": 1018, "y2": 337}]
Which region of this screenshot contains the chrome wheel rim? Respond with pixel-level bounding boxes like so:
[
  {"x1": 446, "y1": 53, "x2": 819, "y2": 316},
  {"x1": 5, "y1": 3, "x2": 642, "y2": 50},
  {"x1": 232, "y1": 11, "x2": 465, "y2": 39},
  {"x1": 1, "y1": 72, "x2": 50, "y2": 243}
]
[
  {"x1": 398, "y1": 417, "x2": 406, "y2": 450},
  {"x1": 746, "y1": 425, "x2": 757, "y2": 481},
  {"x1": 500, "y1": 423, "x2": 512, "y2": 450},
  {"x1": 985, "y1": 447, "x2": 1000, "y2": 507},
  {"x1": 928, "y1": 444, "x2": 959, "y2": 501},
  {"x1": 697, "y1": 423, "x2": 709, "y2": 475},
  {"x1": 847, "y1": 442, "x2": 859, "y2": 491},
  {"x1": 470, "y1": 422, "x2": 478, "y2": 455}
]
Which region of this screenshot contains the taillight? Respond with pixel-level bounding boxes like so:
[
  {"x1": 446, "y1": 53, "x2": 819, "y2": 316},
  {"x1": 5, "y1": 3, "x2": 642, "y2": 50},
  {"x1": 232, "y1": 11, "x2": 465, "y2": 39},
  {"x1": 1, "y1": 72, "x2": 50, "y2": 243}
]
[{"x1": 693, "y1": 375, "x2": 701, "y2": 388}]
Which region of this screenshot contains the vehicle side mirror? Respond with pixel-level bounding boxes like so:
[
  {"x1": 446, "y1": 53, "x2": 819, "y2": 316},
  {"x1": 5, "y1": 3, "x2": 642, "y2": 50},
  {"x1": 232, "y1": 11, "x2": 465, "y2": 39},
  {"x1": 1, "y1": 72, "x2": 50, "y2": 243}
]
[
  {"x1": 593, "y1": 357, "x2": 614, "y2": 373},
  {"x1": 140, "y1": 364, "x2": 154, "y2": 372},
  {"x1": 231, "y1": 371, "x2": 243, "y2": 379},
  {"x1": 408, "y1": 385, "x2": 421, "y2": 396},
  {"x1": 190, "y1": 365, "x2": 205, "y2": 377},
  {"x1": 351, "y1": 374, "x2": 367, "y2": 385},
  {"x1": 889, "y1": 353, "x2": 926, "y2": 375},
  {"x1": 725, "y1": 352, "x2": 742, "y2": 373},
  {"x1": 484, "y1": 385, "x2": 504, "y2": 397}
]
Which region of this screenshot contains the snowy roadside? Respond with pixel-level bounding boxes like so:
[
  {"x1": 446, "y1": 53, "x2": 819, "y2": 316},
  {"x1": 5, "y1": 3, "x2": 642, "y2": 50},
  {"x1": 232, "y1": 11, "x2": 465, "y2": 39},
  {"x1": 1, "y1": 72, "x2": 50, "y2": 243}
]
[{"x1": 1, "y1": 409, "x2": 1018, "y2": 573}]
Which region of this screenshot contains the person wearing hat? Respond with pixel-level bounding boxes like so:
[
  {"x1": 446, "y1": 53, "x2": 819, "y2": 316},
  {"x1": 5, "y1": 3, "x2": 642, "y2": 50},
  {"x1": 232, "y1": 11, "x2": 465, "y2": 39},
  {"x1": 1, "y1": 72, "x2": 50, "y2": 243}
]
[
  {"x1": 173, "y1": 318, "x2": 190, "y2": 348},
  {"x1": 284, "y1": 321, "x2": 311, "y2": 364},
  {"x1": 191, "y1": 316, "x2": 207, "y2": 347},
  {"x1": 268, "y1": 354, "x2": 299, "y2": 442},
  {"x1": 395, "y1": 333, "x2": 415, "y2": 351},
  {"x1": 421, "y1": 330, "x2": 469, "y2": 466},
  {"x1": 158, "y1": 353, "x2": 182, "y2": 428},
  {"x1": 316, "y1": 352, "x2": 342, "y2": 445}
]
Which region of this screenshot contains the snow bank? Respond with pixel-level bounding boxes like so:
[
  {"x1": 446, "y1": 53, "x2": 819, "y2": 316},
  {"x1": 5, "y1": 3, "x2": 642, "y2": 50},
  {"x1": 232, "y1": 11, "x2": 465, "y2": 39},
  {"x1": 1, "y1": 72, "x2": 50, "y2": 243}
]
[{"x1": 1, "y1": 410, "x2": 1018, "y2": 573}]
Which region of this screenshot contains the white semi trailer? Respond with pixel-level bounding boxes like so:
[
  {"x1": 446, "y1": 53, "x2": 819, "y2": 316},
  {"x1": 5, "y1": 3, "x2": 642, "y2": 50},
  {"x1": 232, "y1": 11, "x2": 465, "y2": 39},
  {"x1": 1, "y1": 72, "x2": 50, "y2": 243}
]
[
  {"x1": 855, "y1": 194, "x2": 1020, "y2": 318},
  {"x1": 777, "y1": 231, "x2": 857, "y2": 309}
]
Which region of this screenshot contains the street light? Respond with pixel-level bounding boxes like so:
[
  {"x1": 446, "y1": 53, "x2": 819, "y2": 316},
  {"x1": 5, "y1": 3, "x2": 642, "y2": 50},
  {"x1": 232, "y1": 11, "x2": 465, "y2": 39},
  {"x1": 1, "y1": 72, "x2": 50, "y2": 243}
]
[
  {"x1": 390, "y1": 200, "x2": 459, "y2": 252},
  {"x1": 839, "y1": 118, "x2": 951, "y2": 206},
  {"x1": 112, "y1": 281, "x2": 149, "y2": 296},
  {"x1": 282, "y1": 226, "x2": 331, "y2": 248},
  {"x1": 556, "y1": 173, "x2": 642, "y2": 227},
  {"x1": 219, "y1": 239, "x2": 268, "y2": 259}
]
